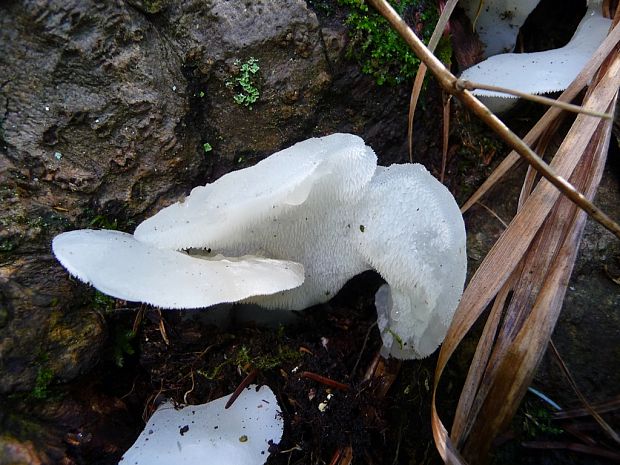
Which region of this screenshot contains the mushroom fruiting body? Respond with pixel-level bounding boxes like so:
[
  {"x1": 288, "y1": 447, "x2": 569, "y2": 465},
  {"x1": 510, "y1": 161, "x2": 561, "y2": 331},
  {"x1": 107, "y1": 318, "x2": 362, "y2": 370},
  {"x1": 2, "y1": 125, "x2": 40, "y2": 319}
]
[
  {"x1": 459, "y1": 1, "x2": 611, "y2": 112},
  {"x1": 460, "y1": 0, "x2": 541, "y2": 58},
  {"x1": 120, "y1": 385, "x2": 283, "y2": 465},
  {"x1": 53, "y1": 134, "x2": 466, "y2": 359}
]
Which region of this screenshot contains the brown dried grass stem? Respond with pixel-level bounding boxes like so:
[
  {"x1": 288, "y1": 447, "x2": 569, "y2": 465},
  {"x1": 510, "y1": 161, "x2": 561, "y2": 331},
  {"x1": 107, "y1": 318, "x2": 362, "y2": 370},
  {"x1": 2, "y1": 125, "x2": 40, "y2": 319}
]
[
  {"x1": 407, "y1": 0, "x2": 459, "y2": 162},
  {"x1": 455, "y1": 80, "x2": 613, "y2": 119}
]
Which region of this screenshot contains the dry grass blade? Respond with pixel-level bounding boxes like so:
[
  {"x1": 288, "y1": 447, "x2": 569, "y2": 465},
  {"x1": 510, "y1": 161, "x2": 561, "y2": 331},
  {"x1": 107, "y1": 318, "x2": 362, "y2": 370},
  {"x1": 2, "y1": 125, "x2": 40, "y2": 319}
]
[
  {"x1": 550, "y1": 341, "x2": 620, "y2": 444},
  {"x1": 440, "y1": 94, "x2": 451, "y2": 182},
  {"x1": 371, "y1": 0, "x2": 620, "y2": 238},
  {"x1": 553, "y1": 396, "x2": 620, "y2": 420},
  {"x1": 439, "y1": 51, "x2": 619, "y2": 383},
  {"x1": 449, "y1": 281, "x2": 512, "y2": 445},
  {"x1": 460, "y1": 22, "x2": 620, "y2": 213},
  {"x1": 434, "y1": 36, "x2": 618, "y2": 465},
  {"x1": 364, "y1": 2, "x2": 620, "y2": 463},
  {"x1": 407, "y1": 0, "x2": 458, "y2": 162},
  {"x1": 458, "y1": 75, "x2": 617, "y2": 461},
  {"x1": 455, "y1": 80, "x2": 613, "y2": 119},
  {"x1": 522, "y1": 441, "x2": 620, "y2": 462}
]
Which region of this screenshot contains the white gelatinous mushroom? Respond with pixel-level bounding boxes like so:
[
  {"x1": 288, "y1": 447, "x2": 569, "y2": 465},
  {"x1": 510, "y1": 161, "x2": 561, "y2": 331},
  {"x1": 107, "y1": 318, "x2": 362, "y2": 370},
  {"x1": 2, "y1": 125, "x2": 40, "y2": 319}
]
[
  {"x1": 53, "y1": 133, "x2": 466, "y2": 359},
  {"x1": 119, "y1": 385, "x2": 283, "y2": 465},
  {"x1": 460, "y1": 0, "x2": 541, "y2": 58},
  {"x1": 459, "y1": 1, "x2": 611, "y2": 112},
  {"x1": 353, "y1": 165, "x2": 466, "y2": 359}
]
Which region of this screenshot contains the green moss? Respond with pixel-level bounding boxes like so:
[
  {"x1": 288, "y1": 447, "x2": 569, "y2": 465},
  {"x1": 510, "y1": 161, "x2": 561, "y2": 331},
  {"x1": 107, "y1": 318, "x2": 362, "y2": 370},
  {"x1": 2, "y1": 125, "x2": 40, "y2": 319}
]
[
  {"x1": 520, "y1": 401, "x2": 563, "y2": 438},
  {"x1": 111, "y1": 329, "x2": 136, "y2": 368},
  {"x1": 0, "y1": 239, "x2": 17, "y2": 252},
  {"x1": 198, "y1": 344, "x2": 302, "y2": 380},
  {"x1": 93, "y1": 291, "x2": 116, "y2": 311},
  {"x1": 226, "y1": 57, "x2": 261, "y2": 109},
  {"x1": 32, "y1": 367, "x2": 54, "y2": 400},
  {"x1": 338, "y1": 0, "x2": 441, "y2": 85},
  {"x1": 139, "y1": 0, "x2": 168, "y2": 14},
  {"x1": 89, "y1": 215, "x2": 119, "y2": 230}
]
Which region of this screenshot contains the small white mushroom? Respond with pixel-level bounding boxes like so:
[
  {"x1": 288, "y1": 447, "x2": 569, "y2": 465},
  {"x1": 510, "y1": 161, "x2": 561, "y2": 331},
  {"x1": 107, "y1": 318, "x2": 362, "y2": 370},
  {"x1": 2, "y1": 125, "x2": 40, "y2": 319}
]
[
  {"x1": 52, "y1": 134, "x2": 466, "y2": 359},
  {"x1": 460, "y1": 1, "x2": 611, "y2": 112},
  {"x1": 119, "y1": 385, "x2": 283, "y2": 465}
]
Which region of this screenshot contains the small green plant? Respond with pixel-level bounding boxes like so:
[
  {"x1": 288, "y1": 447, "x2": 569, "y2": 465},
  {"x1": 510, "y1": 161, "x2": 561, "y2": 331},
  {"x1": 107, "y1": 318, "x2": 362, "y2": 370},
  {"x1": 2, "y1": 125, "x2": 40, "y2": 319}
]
[
  {"x1": 226, "y1": 57, "x2": 261, "y2": 108},
  {"x1": 111, "y1": 329, "x2": 136, "y2": 368},
  {"x1": 93, "y1": 290, "x2": 116, "y2": 311},
  {"x1": 89, "y1": 215, "x2": 119, "y2": 230},
  {"x1": 338, "y1": 0, "x2": 443, "y2": 85},
  {"x1": 198, "y1": 344, "x2": 301, "y2": 380},
  {"x1": 32, "y1": 367, "x2": 54, "y2": 399},
  {"x1": 203, "y1": 142, "x2": 213, "y2": 154},
  {"x1": 521, "y1": 402, "x2": 563, "y2": 438}
]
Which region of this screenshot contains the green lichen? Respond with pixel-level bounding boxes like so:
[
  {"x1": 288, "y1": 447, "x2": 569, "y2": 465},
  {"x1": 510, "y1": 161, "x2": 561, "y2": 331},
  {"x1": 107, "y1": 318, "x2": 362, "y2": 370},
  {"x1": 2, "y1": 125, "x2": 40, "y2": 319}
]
[{"x1": 338, "y1": 0, "x2": 443, "y2": 85}]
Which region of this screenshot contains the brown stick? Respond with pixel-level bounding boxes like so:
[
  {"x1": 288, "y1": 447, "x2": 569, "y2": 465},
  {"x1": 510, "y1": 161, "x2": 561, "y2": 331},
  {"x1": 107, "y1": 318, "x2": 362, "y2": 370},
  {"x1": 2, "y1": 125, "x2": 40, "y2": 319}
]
[{"x1": 301, "y1": 371, "x2": 350, "y2": 391}]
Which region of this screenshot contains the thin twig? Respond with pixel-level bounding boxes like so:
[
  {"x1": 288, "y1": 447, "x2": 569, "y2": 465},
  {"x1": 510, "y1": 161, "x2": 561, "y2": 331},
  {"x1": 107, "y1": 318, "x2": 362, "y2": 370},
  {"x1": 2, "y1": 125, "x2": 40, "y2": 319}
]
[
  {"x1": 350, "y1": 321, "x2": 377, "y2": 378},
  {"x1": 475, "y1": 201, "x2": 509, "y2": 228},
  {"x1": 301, "y1": 371, "x2": 350, "y2": 391},
  {"x1": 368, "y1": 0, "x2": 620, "y2": 240},
  {"x1": 553, "y1": 395, "x2": 620, "y2": 420},
  {"x1": 183, "y1": 370, "x2": 195, "y2": 404},
  {"x1": 550, "y1": 340, "x2": 620, "y2": 445},
  {"x1": 225, "y1": 367, "x2": 259, "y2": 409},
  {"x1": 455, "y1": 80, "x2": 614, "y2": 119}
]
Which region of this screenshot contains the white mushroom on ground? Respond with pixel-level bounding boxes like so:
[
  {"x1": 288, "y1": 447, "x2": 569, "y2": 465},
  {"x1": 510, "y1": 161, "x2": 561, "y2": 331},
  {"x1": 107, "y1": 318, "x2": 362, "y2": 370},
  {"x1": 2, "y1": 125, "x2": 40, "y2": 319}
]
[
  {"x1": 459, "y1": 0, "x2": 611, "y2": 112},
  {"x1": 119, "y1": 385, "x2": 283, "y2": 465},
  {"x1": 53, "y1": 133, "x2": 466, "y2": 359}
]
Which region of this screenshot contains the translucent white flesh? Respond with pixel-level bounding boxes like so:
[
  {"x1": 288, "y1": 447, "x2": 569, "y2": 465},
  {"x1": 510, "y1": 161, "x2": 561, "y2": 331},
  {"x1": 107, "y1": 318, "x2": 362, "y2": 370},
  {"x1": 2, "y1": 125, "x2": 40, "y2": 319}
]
[
  {"x1": 460, "y1": 5, "x2": 611, "y2": 112},
  {"x1": 52, "y1": 229, "x2": 304, "y2": 309},
  {"x1": 134, "y1": 133, "x2": 377, "y2": 250},
  {"x1": 354, "y1": 165, "x2": 467, "y2": 359},
  {"x1": 52, "y1": 134, "x2": 467, "y2": 359},
  {"x1": 460, "y1": 0, "x2": 541, "y2": 58},
  {"x1": 119, "y1": 385, "x2": 283, "y2": 465}
]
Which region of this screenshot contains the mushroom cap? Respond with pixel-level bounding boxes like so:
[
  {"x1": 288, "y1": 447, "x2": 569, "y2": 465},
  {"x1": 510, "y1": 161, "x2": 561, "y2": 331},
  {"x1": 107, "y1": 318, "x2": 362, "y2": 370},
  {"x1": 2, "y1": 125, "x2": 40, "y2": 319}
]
[
  {"x1": 354, "y1": 164, "x2": 467, "y2": 359},
  {"x1": 52, "y1": 229, "x2": 304, "y2": 309},
  {"x1": 460, "y1": 4, "x2": 611, "y2": 111},
  {"x1": 120, "y1": 385, "x2": 283, "y2": 465},
  {"x1": 134, "y1": 133, "x2": 377, "y2": 251}
]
